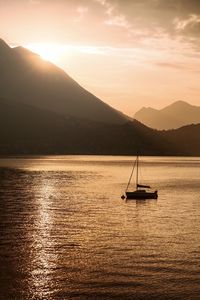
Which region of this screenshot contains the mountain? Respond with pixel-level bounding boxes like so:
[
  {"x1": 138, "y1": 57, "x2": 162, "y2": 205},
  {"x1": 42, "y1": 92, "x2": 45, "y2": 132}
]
[
  {"x1": 163, "y1": 123, "x2": 200, "y2": 156},
  {"x1": 1, "y1": 96, "x2": 199, "y2": 156},
  {"x1": 134, "y1": 101, "x2": 200, "y2": 130},
  {"x1": 0, "y1": 39, "x2": 127, "y2": 125},
  {"x1": 0, "y1": 97, "x2": 174, "y2": 155},
  {"x1": 0, "y1": 39, "x2": 199, "y2": 156}
]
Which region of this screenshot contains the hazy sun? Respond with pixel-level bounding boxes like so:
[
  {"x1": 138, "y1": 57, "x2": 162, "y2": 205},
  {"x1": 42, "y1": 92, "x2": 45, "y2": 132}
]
[{"x1": 25, "y1": 43, "x2": 66, "y2": 63}]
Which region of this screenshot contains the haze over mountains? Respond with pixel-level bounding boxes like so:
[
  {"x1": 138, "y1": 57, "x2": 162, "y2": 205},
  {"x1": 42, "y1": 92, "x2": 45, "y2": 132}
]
[
  {"x1": 0, "y1": 39, "x2": 199, "y2": 156},
  {"x1": 134, "y1": 101, "x2": 200, "y2": 130}
]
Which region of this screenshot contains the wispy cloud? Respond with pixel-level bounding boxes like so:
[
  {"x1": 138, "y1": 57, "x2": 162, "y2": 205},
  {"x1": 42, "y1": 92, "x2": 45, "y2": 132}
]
[
  {"x1": 105, "y1": 14, "x2": 130, "y2": 28},
  {"x1": 154, "y1": 62, "x2": 187, "y2": 70},
  {"x1": 96, "y1": 0, "x2": 200, "y2": 50},
  {"x1": 74, "y1": 6, "x2": 89, "y2": 23}
]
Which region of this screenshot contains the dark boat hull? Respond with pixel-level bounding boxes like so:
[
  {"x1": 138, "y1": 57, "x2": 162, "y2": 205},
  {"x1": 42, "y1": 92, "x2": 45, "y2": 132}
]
[{"x1": 126, "y1": 190, "x2": 158, "y2": 200}]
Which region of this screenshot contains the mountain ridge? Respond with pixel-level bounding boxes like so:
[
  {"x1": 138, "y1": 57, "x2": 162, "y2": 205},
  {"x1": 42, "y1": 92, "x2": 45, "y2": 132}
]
[
  {"x1": 134, "y1": 100, "x2": 200, "y2": 130},
  {"x1": 1, "y1": 96, "x2": 199, "y2": 156},
  {"x1": 0, "y1": 39, "x2": 127, "y2": 125},
  {"x1": 0, "y1": 97, "x2": 172, "y2": 155}
]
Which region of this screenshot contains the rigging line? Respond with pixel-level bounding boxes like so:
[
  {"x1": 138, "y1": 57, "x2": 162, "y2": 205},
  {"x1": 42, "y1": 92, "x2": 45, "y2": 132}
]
[{"x1": 125, "y1": 157, "x2": 137, "y2": 192}]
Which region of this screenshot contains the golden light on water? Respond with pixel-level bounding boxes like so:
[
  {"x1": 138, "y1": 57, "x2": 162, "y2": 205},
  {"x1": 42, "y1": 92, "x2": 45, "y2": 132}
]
[
  {"x1": 30, "y1": 177, "x2": 56, "y2": 298},
  {"x1": 0, "y1": 156, "x2": 200, "y2": 299}
]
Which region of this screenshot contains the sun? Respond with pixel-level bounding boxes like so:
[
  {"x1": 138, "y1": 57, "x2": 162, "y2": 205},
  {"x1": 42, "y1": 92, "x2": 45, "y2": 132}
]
[
  {"x1": 25, "y1": 43, "x2": 65, "y2": 63},
  {"x1": 24, "y1": 43, "x2": 106, "y2": 64}
]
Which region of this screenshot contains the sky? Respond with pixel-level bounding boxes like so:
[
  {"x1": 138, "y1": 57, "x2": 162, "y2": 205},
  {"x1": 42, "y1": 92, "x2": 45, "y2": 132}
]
[{"x1": 1, "y1": 0, "x2": 200, "y2": 116}]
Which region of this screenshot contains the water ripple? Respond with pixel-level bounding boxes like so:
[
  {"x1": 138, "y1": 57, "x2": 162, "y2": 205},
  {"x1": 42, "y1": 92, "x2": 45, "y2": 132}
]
[{"x1": 0, "y1": 156, "x2": 200, "y2": 299}]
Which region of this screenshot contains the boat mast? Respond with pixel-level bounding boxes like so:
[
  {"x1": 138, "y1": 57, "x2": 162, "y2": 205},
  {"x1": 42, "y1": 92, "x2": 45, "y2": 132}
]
[{"x1": 136, "y1": 155, "x2": 139, "y2": 190}]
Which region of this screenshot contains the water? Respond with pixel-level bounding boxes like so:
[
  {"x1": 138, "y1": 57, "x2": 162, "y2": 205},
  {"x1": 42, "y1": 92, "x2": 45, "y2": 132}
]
[{"x1": 0, "y1": 156, "x2": 199, "y2": 300}]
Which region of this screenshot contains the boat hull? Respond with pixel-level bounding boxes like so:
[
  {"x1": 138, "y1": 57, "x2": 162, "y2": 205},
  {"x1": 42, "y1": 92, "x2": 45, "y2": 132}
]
[{"x1": 126, "y1": 190, "x2": 158, "y2": 200}]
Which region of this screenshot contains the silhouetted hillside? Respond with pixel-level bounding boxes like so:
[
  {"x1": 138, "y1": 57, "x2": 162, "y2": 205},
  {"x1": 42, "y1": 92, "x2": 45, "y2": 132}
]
[
  {"x1": 0, "y1": 97, "x2": 177, "y2": 155},
  {"x1": 134, "y1": 101, "x2": 200, "y2": 130},
  {"x1": 163, "y1": 123, "x2": 200, "y2": 156},
  {"x1": 0, "y1": 39, "x2": 127, "y2": 125},
  {"x1": 1, "y1": 97, "x2": 199, "y2": 156}
]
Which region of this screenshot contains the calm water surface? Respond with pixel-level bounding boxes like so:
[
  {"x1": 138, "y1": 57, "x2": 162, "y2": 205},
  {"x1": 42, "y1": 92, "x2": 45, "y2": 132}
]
[{"x1": 0, "y1": 156, "x2": 199, "y2": 300}]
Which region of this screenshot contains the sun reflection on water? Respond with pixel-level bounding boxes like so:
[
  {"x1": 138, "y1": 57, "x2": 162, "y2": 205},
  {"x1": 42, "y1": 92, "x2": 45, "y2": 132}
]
[{"x1": 29, "y1": 177, "x2": 58, "y2": 298}]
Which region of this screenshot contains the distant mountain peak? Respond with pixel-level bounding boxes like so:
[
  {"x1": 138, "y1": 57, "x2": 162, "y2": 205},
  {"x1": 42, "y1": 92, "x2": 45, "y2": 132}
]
[
  {"x1": 134, "y1": 100, "x2": 200, "y2": 130},
  {"x1": 174, "y1": 100, "x2": 188, "y2": 105},
  {"x1": 162, "y1": 100, "x2": 197, "y2": 114},
  {"x1": 167, "y1": 100, "x2": 191, "y2": 108}
]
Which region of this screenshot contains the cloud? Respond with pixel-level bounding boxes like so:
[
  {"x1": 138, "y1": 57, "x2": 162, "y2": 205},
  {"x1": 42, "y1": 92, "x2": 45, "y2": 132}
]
[
  {"x1": 74, "y1": 6, "x2": 89, "y2": 23},
  {"x1": 97, "y1": 0, "x2": 200, "y2": 48},
  {"x1": 154, "y1": 62, "x2": 187, "y2": 70},
  {"x1": 2, "y1": 0, "x2": 200, "y2": 51},
  {"x1": 175, "y1": 14, "x2": 200, "y2": 36},
  {"x1": 105, "y1": 14, "x2": 130, "y2": 28}
]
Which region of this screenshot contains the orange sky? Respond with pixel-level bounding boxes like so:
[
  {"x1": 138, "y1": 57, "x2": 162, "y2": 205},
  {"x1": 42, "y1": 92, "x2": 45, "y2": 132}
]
[{"x1": 1, "y1": 0, "x2": 200, "y2": 116}]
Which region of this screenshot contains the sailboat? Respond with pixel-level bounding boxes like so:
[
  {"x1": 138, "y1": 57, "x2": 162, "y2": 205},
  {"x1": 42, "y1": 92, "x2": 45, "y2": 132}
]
[{"x1": 121, "y1": 156, "x2": 158, "y2": 200}]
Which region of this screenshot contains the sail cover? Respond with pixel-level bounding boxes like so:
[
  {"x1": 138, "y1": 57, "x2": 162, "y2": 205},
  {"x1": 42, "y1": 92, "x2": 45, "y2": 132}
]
[{"x1": 137, "y1": 184, "x2": 151, "y2": 189}]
